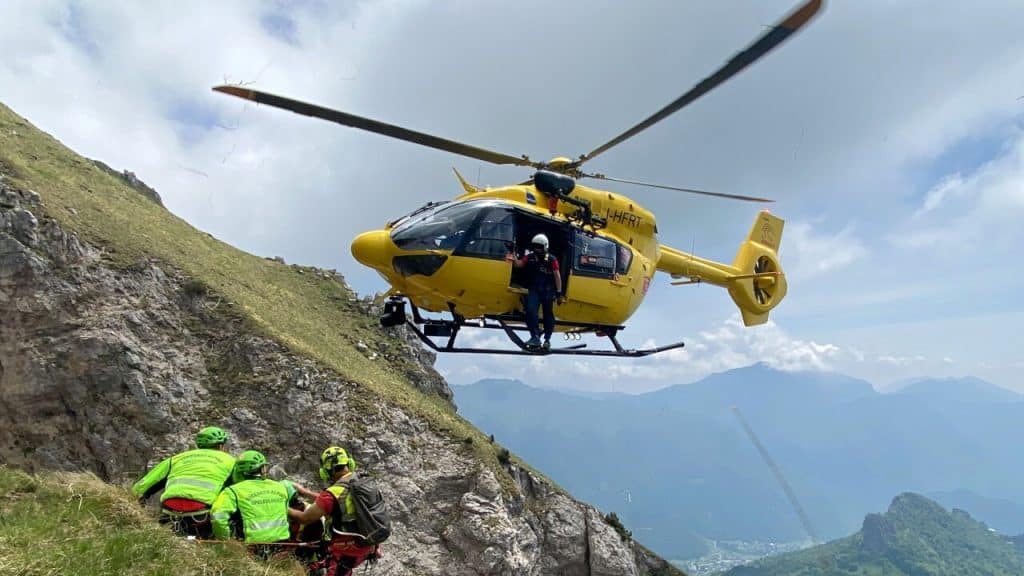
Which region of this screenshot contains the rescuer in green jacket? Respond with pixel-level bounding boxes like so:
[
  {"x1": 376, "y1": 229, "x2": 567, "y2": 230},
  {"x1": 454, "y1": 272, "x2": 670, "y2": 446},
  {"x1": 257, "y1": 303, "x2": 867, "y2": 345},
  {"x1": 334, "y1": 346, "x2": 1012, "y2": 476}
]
[
  {"x1": 211, "y1": 450, "x2": 292, "y2": 552},
  {"x1": 132, "y1": 426, "x2": 236, "y2": 538}
]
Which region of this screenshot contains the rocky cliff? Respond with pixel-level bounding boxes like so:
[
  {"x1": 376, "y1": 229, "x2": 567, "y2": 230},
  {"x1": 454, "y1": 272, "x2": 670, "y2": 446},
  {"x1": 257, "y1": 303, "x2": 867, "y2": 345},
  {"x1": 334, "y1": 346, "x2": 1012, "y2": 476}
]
[{"x1": 0, "y1": 102, "x2": 682, "y2": 576}]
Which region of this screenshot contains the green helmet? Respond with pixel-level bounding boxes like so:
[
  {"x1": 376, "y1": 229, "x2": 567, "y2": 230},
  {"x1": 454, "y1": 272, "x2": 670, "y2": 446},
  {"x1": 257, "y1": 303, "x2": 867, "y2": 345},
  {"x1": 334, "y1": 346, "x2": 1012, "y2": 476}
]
[
  {"x1": 319, "y1": 446, "x2": 353, "y2": 482},
  {"x1": 195, "y1": 426, "x2": 228, "y2": 449},
  {"x1": 235, "y1": 450, "x2": 268, "y2": 479}
]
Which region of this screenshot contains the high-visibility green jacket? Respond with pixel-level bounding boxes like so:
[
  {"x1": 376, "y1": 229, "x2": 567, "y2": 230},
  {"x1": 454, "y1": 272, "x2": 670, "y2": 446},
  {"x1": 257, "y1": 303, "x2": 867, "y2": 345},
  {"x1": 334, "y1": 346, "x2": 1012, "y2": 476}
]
[
  {"x1": 131, "y1": 449, "x2": 236, "y2": 507},
  {"x1": 279, "y1": 479, "x2": 301, "y2": 508},
  {"x1": 211, "y1": 478, "x2": 291, "y2": 543}
]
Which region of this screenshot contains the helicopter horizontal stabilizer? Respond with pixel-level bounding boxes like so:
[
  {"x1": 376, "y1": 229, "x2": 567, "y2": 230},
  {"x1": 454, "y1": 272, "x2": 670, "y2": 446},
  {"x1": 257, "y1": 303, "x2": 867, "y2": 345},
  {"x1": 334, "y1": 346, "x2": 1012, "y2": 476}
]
[{"x1": 657, "y1": 210, "x2": 787, "y2": 327}]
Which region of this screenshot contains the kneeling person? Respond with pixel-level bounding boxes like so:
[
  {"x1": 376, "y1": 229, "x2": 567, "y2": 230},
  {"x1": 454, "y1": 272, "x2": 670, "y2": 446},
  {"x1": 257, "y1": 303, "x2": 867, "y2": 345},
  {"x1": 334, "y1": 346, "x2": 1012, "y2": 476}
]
[
  {"x1": 132, "y1": 426, "x2": 236, "y2": 538},
  {"x1": 211, "y1": 450, "x2": 290, "y2": 553},
  {"x1": 289, "y1": 446, "x2": 379, "y2": 576}
]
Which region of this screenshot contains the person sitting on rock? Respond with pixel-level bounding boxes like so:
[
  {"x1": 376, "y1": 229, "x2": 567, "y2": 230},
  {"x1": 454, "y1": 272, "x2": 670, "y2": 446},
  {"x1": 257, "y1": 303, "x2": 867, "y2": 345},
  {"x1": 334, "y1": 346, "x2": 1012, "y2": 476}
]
[
  {"x1": 211, "y1": 450, "x2": 294, "y2": 558},
  {"x1": 288, "y1": 446, "x2": 380, "y2": 576},
  {"x1": 132, "y1": 426, "x2": 237, "y2": 539}
]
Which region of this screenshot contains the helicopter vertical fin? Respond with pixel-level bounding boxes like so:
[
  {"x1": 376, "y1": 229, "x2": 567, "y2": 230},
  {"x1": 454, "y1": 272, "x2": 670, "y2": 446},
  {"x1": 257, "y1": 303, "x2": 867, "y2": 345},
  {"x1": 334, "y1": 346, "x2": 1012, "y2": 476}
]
[
  {"x1": 729, "y1": 211, "x2": 787, "y2": 326},
  {"x1": 453, "y1": 168, "x2": 483, "y2": 195}
]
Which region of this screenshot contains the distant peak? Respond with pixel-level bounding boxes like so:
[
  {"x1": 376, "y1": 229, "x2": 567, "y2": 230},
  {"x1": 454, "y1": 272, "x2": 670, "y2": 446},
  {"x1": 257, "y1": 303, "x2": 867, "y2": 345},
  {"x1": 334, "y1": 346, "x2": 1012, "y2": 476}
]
[
  {"x1": 721, "y1": 361, "x2": 778, "y2": 375},
  {"x1": 467, "y1": 377, "x2": 527, "y2": 388},
  {"x1": 886, "y1": 492, "x2": 948, "y2": 519},
  {"x1": 895, "y1": 376, "x2": 1020, "y2": 402},
  {"x1": 890, "y1": 491, "x2": 933, "y2": 508}
]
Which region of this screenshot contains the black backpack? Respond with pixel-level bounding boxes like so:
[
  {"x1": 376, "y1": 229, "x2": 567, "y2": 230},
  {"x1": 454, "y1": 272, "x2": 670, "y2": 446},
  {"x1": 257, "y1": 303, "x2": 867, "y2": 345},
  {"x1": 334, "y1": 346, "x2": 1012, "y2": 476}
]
[{"x1": 335, "y1": 475, "x2": 391, "y2": 545}]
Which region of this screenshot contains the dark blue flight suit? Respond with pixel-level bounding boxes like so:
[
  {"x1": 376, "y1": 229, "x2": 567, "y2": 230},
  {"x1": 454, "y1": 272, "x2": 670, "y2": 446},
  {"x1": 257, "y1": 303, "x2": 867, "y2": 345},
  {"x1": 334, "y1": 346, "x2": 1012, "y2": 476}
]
[{"x1": 522, "y1": 252, "x2": 560, "y2": 346}]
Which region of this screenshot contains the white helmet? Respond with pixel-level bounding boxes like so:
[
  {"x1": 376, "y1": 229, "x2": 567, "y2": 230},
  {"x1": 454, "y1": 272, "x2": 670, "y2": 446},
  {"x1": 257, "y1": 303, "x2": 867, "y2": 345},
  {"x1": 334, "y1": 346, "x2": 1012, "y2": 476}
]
[{"x1": 531, "y1": 233, "x2": 549, "y2": 251}]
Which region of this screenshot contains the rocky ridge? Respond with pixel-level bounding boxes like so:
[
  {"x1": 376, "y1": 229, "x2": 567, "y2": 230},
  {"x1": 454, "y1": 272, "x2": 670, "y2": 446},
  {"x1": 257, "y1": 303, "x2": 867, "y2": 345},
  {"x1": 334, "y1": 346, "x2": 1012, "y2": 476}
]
[{"x1": 0, "y1": 170, "x2": 681, "y2": 575}]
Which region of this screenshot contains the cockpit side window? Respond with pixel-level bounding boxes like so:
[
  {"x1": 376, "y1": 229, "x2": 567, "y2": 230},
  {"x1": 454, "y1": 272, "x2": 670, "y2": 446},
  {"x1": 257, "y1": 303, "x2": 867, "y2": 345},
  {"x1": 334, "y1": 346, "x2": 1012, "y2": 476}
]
[
  {"x1": 573, "y1": 232, "x2": 617, "y2": 278},
  {"x1": 390, "y1": 201, "x2": 482, "y2": 251},
  {"x1": 460, "y1": 207, "x2": 514, "y2": 259}
]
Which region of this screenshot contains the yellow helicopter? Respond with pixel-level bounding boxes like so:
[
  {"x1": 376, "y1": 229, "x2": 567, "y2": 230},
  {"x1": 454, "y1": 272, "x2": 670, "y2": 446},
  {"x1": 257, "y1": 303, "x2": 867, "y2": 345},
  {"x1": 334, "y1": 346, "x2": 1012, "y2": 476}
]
[{"x1": 213, "y1": 0, "x2": 823, "y2": 357}]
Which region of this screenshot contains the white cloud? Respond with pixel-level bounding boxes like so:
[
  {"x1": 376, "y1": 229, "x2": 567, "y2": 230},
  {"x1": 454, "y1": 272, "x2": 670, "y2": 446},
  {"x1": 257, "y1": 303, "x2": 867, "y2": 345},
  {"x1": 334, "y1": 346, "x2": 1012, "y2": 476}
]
[
  {"x1": 561, "y1": 314, "x2": 847, "y2": 389},
  {"x1": 849, "y1": 347, "x2": 866, "y2": 362},
  {"x1": 784, "y1": 220, "x2": 868, "y2": 282},
  {"x1": 890, "y1": 128, "x2": 1024, "y2": 256},
  {"x1": 914, "y1": 172, "x2": 964, "y2": 218},
  {"x1": 878, "y1": 355, "x2": 927, "y2": 367}
]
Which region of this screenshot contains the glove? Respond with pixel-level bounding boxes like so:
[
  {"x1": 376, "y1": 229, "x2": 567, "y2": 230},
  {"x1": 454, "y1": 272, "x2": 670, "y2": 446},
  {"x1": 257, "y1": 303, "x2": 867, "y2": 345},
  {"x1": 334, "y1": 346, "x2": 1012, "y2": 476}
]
[
  {"x1": 367, "y1": 546, "x2": 382, "y2": 563},
  {"x1": 556, "y1": 295, "x2": 566, "y2": 305}
]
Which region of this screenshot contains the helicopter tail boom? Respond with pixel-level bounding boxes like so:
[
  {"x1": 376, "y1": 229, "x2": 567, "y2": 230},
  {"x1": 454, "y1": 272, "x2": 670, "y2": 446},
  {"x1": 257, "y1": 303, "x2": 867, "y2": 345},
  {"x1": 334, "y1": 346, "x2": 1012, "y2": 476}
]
[{"x1": 657, "y1": 210, "x2": 788, "y2": 326}]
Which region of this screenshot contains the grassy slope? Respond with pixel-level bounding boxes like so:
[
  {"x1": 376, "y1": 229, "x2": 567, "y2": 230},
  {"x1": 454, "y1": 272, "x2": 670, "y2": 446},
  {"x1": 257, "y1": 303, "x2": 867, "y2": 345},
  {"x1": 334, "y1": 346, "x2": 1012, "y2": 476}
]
[
  {"x1": 0, "y1": 465, "x2": 303, "y2": 576},
  {"x1": 0, "y1": 101, "x2": 519, "y2": 477}
]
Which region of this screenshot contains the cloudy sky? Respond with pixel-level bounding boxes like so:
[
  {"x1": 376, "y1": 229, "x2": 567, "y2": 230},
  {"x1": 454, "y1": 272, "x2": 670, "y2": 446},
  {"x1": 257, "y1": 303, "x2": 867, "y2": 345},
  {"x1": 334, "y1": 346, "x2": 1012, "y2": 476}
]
[{"x1": 3, "y1": 0, "x2": 1023, "y2": 394}]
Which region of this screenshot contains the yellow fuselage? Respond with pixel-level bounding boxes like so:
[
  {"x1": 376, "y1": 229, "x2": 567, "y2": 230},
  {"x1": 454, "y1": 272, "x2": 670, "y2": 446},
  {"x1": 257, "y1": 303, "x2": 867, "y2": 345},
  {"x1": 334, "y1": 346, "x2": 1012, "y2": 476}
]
[
  {"x1": 351, "y1": 181, "x2": 787, "y2": 330},
  {"x1": 352, "y1": 183, "x2": 657, "y2": 328}
]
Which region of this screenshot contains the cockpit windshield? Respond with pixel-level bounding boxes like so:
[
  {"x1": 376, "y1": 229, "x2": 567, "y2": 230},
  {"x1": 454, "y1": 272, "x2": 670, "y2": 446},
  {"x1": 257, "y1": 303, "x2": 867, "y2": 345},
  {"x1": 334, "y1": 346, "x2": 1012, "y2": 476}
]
[
  {"x1": 388, "y1": 200, "x2": 451, "y2": 230},
  {"x1": 390, "y1": 200, "x2": 504, "y2": 251}
]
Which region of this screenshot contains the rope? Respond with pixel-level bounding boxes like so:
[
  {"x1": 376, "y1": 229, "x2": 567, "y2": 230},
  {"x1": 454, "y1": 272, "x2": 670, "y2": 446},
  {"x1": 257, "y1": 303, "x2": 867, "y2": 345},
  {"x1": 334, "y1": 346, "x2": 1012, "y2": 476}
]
[{"x1": 190, "y1": 539, "x2": 322, "y2": 548}]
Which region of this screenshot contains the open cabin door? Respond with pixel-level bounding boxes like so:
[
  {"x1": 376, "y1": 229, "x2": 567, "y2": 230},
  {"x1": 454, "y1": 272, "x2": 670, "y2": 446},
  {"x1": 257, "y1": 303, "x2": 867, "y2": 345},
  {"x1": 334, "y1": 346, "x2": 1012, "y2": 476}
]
[{"x1": 508, "y1": 213, "x2": 572, "y2": 296}]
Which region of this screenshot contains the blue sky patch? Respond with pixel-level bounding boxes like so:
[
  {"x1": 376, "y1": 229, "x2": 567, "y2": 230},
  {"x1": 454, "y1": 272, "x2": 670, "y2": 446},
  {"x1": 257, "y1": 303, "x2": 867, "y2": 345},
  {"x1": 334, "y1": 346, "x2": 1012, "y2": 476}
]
[
  {"x1": 908, "y1": 125, "x2": 1018, "y2": 209},
  {"x1": 59, "y1": 0, "x2": 100, "y2": 60},
  {"x1": 166, "y1": 98, "x2": 223, "y2": 147},
  {"x1": 261, "y1": 11, "x2": 299, "y2": 46}
]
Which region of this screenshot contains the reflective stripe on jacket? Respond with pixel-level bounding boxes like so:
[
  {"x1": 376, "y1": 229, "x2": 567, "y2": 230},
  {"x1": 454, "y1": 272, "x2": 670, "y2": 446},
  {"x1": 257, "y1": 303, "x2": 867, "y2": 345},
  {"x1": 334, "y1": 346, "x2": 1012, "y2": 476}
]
[
  {"x1": 211, "y1": 478, "x2": 290, "y2": 544},
  {"x1": 132, "y1": 448, "x2": 236, "y2": 506}
]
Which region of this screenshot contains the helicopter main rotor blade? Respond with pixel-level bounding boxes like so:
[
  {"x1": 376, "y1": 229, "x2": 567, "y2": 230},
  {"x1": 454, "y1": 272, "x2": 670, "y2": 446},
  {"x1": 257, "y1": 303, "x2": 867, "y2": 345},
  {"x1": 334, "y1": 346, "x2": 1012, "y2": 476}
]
[
  {"x1": 212, "y1": 85, "x2": 541, "y2": 169},
  {"x1": 572, "y1": 0, "x2": 824, "y2": 168},
  {"x1": 581, "y1": 172, "x2": 772, "y2": 203}
]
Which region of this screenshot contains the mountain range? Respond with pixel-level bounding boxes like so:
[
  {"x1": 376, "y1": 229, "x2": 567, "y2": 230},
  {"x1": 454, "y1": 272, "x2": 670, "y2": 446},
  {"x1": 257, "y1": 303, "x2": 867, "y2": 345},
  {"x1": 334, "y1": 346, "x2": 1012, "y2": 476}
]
[{"x1": 453, "y1": 364, "x2": 1024, "y2": 560}]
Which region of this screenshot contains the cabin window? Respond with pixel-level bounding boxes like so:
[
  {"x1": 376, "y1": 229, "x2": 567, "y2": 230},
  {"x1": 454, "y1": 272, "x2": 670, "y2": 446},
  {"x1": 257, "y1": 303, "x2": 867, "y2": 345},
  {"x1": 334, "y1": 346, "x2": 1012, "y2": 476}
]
[
  {"x1": 573, "y1": 232, "x2": 617, "y2": 278},
  {"x1": 461, "y1": 207, "x2": 515, "y2": 259},
  {"x1": 616, "y1": 243, "x2": 633, "y2": 275}
]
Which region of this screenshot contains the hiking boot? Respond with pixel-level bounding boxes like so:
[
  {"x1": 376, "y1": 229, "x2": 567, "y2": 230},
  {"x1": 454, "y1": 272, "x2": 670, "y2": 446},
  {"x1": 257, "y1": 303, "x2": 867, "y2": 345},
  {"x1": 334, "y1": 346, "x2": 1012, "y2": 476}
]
[
  {"x1": 542, "y1": 339, "x2": 551, "y2": 350},
  {"x1": 525, "y1": 336, "x2": 541, "y2": 348}
]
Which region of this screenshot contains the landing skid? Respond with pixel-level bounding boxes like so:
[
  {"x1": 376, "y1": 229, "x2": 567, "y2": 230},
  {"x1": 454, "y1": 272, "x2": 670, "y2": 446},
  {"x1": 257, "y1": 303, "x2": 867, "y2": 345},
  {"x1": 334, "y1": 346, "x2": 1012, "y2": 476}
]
[{"x1": 383, "y1": 297, "x2": 685, "y2": 357}]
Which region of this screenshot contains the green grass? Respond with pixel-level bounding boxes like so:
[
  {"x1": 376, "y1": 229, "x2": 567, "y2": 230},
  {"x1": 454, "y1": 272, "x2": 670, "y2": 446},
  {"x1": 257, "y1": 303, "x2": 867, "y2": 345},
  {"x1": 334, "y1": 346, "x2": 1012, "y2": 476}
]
[
  {"x1": 0, "y1": 102, "x2": 551, "y2": 496},
  {"x1": 0, "y1": 465, "x2": 303, "y2": 576}
]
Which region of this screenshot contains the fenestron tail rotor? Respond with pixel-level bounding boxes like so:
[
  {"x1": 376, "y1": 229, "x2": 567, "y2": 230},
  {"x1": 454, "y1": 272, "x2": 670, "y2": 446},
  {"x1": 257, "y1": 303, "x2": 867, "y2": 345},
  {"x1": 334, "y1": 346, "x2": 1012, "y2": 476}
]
[{"x1": 753, "y1": 255, "x2": 769, "y2": 305}]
